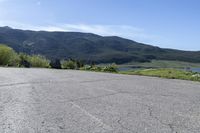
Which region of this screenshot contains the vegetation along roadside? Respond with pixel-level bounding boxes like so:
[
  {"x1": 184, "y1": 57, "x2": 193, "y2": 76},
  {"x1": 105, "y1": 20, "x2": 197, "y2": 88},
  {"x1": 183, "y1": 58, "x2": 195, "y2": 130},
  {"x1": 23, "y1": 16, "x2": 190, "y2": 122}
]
[{"x1": 0, "y1": 44, "x2": 199, "y2": 82}]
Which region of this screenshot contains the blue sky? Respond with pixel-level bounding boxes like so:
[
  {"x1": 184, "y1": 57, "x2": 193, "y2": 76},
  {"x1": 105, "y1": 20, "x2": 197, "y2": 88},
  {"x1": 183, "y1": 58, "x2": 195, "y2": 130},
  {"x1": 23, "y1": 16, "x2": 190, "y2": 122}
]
[{"x1": 0, "y1": 0, "x2": 199, "y2": 50}]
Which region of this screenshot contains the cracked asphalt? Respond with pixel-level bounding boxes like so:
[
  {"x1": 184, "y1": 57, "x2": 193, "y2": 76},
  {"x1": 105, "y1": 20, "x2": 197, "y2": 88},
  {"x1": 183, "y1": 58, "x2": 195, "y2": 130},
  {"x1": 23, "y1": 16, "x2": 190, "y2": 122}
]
[{"x1": 0, "y1": 68, "x2": 200, "y2": 133}]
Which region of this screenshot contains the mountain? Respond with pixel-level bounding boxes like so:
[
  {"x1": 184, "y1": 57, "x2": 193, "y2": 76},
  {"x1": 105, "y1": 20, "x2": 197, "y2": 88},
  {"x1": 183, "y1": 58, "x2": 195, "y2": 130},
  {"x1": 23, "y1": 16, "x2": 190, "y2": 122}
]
[{"x1": 0, "y1": 26, "x2": 200, "y2": 64}]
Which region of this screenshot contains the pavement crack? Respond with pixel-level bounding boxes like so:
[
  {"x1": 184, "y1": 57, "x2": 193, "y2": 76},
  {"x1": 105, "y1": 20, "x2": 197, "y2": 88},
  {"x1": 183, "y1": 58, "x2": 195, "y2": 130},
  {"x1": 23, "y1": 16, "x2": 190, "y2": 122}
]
[
  {"x1": 117, "y1": 117, "x2": 137, "y2": 133},
  {"x1": 146, "y1": 104, "x2": 176, "y2": 133}
]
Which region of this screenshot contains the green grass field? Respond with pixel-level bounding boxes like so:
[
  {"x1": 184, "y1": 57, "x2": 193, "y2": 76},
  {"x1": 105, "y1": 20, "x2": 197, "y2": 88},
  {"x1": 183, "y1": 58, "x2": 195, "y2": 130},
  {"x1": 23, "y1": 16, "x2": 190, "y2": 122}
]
[
  {"x1": 120, "y1": 68, "x2": 200, "y2": 82},
  {"x1": 121, "y1": 60, "x2": 200, "y2": 68}
]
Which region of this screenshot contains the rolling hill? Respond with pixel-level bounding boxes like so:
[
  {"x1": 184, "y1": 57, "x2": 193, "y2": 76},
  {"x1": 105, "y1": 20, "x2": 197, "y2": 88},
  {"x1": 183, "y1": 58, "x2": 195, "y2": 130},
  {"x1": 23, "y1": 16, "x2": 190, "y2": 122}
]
[{"x1": 0, "y1": 26, "x2": 200, "y2": 64}]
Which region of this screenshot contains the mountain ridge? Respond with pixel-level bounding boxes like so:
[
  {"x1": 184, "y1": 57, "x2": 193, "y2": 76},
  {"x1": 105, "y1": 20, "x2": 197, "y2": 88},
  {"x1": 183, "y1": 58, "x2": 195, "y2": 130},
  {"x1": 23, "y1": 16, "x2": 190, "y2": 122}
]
[{"x1": 0, "y1": 26, "x2": 200, "y2": 64}]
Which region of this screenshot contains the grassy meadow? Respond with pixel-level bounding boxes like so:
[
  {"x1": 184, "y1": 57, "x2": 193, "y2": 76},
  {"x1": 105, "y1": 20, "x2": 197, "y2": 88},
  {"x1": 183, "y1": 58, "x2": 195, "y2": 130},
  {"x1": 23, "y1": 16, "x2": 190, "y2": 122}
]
[
  {"x1": 119, "y1": 60, "x2": 200, "y2": 69},
  {"x1": 120, "y1": 69, "x2": 200, "y2": 82}
]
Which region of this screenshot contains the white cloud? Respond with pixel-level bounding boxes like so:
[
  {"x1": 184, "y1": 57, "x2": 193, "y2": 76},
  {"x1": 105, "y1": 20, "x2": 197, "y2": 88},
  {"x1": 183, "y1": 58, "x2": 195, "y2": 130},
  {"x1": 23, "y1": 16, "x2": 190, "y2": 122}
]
[
  {"x1": 36, "y1": 24, "x2": 159, "y2": 43},
  {"x1": 0, "y1": 21, "x2": 159, "y2": 44}
]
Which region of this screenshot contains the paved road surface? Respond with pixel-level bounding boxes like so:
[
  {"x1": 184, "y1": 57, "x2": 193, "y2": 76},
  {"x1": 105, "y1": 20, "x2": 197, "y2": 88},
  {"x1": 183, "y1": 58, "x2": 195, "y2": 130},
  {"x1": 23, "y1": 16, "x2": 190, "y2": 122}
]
[{"x1": 0, "y1": 68, "x2": 200, "y2": 133}]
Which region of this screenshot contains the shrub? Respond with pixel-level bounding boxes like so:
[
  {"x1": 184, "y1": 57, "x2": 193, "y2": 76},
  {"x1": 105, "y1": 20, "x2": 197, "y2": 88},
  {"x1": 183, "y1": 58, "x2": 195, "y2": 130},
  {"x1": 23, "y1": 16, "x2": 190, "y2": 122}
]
[
  {"x1": 76, "y1": 60, "x2": 84, "y2": 68},
  {"x1": 90, "y1": 66, "x2": 102, "y2": 71},
  {"x1": 79, "y1": 65, "x2": 102, "y2": 71},
  {"x1": 50, "y1": 59, "x2": 61, "y2": 69},
  {"x1": 80, "y1": 65, "x2": 92, "y2": 70},
  {"x1": 9, "y1": 53, "x2": 20, "y2": 67},
  {"x1": 0, "y1": 44, "x2": 19, "y2": 66},
  {"x1": 102, "y1": 64, "x2": 118, "y2": 73},
  {"x1": 28, "y1": 55, "x2": 50, "y2": 68},
  {"x1": 61, "y1": 60, "x2": 77, "y2": 69},
  {"x1": 80, "y1": 64, "x2": 118, "y2": 73},
  {"x1": 18, "y1": 53, "x2": 31, "y2": 68}
]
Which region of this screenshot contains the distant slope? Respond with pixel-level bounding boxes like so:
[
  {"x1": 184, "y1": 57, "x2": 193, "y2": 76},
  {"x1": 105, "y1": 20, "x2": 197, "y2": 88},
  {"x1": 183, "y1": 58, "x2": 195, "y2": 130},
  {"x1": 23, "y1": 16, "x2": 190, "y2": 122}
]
[{"x1": 0, "y1": 26, "x2": 200, "y2": 64}]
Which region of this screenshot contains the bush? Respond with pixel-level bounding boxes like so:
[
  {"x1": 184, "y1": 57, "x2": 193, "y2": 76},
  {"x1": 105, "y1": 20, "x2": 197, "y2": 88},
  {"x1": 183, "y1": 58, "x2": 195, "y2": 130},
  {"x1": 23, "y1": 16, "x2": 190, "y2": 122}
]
[
  {"x1": 90, "y1": 66, "x2": 102, "y2": 71},
  {"x1": 18, "y1": 53, "x2": 31, "y2": 68},
  {"x1": 61, "y1": 60, "x2": 77, "y2": 69},
  {"x1": 102, "y1": 64, "x2": 118, "y2": 72},
  {"x1": 50, "y1": 59, "x2": 61, "y2": 69},
  {"x1": 80, "y1": 65, "x2": 92, "y2": 70},
  {"x1": 28, "y1": 55, "x2": 50, "y2": 68},
  {"x1": 0, "y1": 44, "x2": 20, "y2": 66},
  {"x1": 76, "y1": 60, "x2": 84, "y2": 68},
  {"x1": 9, "y1": 53, "x2": 20, "y2": 67},
  {"x1": 80, "y1": 64, "x2": 118, "y2": 73}
]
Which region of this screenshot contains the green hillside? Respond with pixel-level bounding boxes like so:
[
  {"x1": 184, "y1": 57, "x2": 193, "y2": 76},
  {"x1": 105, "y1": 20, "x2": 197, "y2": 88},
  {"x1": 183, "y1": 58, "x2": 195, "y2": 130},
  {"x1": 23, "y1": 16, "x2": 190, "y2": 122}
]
[{"x1": 0, "y1": 26, "x2": 200, "y2": 64}]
